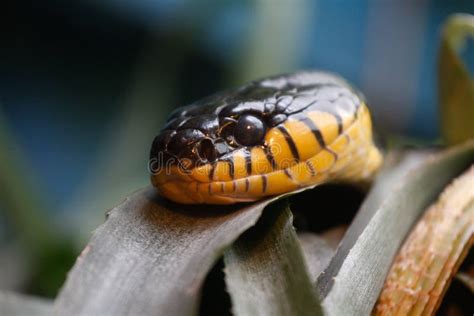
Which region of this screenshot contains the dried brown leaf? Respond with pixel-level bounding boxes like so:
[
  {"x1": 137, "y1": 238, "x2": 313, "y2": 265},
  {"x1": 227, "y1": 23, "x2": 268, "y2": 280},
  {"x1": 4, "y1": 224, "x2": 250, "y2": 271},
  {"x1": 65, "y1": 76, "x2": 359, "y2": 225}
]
[{"x1": 375, "y1": 166, "x2": 474, "y2": 315}]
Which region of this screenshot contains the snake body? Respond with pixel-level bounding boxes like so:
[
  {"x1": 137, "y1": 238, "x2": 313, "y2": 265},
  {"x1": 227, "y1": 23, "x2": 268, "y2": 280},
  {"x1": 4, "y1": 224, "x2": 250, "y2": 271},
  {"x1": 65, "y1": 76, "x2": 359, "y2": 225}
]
[{"x1": 149, "y1": 71, "x2": 382, "y2": 204}]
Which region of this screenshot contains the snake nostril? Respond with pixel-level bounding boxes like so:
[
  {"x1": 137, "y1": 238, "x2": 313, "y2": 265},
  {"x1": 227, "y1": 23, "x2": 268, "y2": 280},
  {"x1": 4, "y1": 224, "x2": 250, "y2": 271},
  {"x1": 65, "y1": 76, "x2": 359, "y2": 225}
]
[{"x1": 197, "y1": 138, "x2": 217, "y2": 163}]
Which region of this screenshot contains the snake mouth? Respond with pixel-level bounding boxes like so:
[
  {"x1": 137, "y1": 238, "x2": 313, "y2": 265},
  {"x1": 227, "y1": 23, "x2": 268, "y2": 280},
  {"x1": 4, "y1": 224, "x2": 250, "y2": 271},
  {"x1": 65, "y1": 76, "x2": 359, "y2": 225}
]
[{"x1": 151, "y1": 110, "x2": 383, "y2": 205}]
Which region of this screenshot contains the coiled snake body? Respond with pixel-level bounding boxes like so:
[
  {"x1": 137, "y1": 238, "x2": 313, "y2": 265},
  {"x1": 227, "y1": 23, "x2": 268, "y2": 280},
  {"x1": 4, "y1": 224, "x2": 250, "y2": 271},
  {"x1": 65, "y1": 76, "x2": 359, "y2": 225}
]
[{"x1": 150, "y1": 71, "x2": 382, "y2": 204}]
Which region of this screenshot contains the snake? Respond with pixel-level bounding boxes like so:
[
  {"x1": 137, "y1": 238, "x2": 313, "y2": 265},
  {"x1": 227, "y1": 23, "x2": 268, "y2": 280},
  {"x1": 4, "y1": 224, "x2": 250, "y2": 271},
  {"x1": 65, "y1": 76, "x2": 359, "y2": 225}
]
[{"x1": 149, "y1": 71, "x2": 382, "y2": 204}]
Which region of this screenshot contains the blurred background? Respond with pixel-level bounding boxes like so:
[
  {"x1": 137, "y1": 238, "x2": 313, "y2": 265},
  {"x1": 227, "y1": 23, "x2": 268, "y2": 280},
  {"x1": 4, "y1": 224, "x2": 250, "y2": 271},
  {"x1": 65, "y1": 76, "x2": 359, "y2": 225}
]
[{"x1": 1, "y1": 0, "x2": 474, "y2": 298}]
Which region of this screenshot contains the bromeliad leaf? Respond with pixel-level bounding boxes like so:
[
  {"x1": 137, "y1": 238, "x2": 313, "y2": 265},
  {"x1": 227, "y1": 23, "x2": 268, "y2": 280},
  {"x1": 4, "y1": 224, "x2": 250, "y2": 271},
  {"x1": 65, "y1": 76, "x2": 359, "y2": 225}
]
[
  {"x1": 298, "y1": 232, "x2": 335, "y2": 283},
  {"x1": 374, "y1": 165, "x2": 474, "y2": 315},
  {"x1": 439, "y1": 14, "x2": 474, "y2": 145},
  {"x1": 316, "y1": 149, "x2": 434, "y2": 298},
  {"x1": 224, "y1": 200, "x2": 323, "y2": 316},
  {"x1": 52, "y1": 141, "x2": 473, "y2": 316},
  {"x1": 318, "y1": 141, "x2": 474, "y2": 315},
  {"x1": 55, "y1": 189, "x2": 279, "y2": 315}
]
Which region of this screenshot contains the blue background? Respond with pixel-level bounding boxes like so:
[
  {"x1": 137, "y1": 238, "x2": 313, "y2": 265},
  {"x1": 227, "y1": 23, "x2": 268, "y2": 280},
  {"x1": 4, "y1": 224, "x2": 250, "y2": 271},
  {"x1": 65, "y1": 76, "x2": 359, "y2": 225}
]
[{"x1": 1, "y1": 0, "x2": 473, "y2": 217}]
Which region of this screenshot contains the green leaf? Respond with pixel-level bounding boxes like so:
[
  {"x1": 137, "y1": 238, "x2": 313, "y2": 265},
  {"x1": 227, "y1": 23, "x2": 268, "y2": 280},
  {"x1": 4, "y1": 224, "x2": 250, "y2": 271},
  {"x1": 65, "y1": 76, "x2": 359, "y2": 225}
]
[
  {"x1": 439, "y1": 14, "x2": 474, "y2": 145},
  {"x1": 223, "y1": 200, "x2": 323, "y2": 316},
  {"x1": 54, "y1": 188, "x2": 279, "y2": 315},
  {"x1": 318, "y1": 141, "x2": 474, "y2": 315}
]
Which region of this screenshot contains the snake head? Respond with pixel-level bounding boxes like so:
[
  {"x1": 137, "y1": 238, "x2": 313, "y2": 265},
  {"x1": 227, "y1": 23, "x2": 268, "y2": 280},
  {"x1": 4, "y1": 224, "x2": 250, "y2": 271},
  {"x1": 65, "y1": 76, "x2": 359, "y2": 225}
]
[{"x1": 149, "y1": 71, "x2": 382, "y2": 204}]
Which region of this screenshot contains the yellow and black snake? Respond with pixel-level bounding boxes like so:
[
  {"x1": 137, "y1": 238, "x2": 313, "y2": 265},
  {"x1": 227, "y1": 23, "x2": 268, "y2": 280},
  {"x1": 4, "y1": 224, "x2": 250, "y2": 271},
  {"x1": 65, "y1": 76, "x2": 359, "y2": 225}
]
[{"x1": 149, "y1": 71, "x2": 382, "y2": 204}]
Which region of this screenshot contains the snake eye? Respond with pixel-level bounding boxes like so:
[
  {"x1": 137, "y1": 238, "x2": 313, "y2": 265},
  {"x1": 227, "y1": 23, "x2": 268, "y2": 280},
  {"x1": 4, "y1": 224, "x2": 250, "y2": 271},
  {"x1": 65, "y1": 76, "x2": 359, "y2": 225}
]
[{"x1": 234, "y1": 114, "x2": 266, "y2": 146}]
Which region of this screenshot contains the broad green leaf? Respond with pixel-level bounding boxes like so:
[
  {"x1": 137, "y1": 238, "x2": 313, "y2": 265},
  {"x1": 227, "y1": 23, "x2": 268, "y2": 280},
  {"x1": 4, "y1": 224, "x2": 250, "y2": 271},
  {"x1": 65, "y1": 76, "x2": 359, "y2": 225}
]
[
  {"x1": 224, "y1": 200, "x2": 323, "y2": 316},
  {"x1": 319, "y1": 141, "x2": 474, "y2": 315},
  {"x1": 54, "y1": 188, "x2": 278, "y2": 315},
  {"x1": 439, "y1": 14, "x2": 474, "y2": 145}
]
